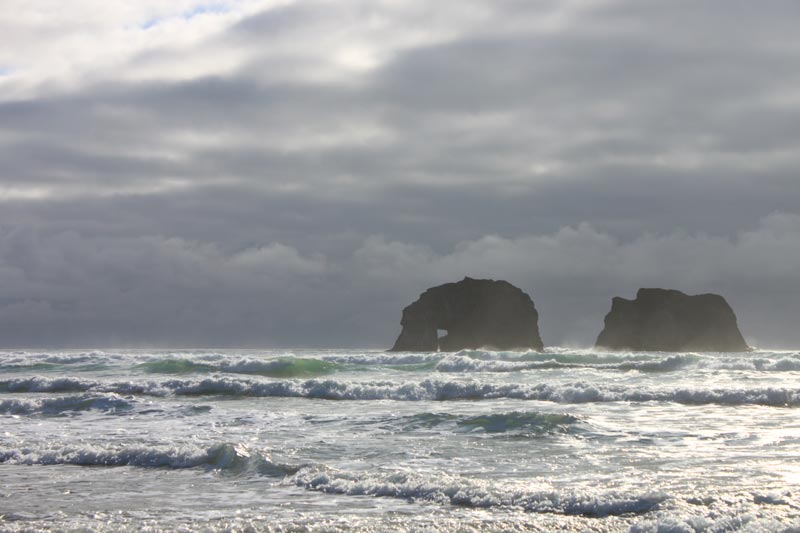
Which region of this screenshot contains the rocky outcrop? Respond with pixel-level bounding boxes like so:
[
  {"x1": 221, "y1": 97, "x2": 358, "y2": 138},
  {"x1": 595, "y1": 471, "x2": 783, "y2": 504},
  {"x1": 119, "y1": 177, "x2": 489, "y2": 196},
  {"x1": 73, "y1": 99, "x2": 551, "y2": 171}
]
[
  {"x1": 595, "y1": 288, "x2": 749, "y2": 352},
  {"x1": 390, "y1": 277, "x2": 543, "y2": 352}
]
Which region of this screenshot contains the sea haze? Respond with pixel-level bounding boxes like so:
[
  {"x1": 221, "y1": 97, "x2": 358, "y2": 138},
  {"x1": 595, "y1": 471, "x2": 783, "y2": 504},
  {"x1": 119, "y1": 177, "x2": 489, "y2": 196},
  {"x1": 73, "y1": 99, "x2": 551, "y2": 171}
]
[{"x1": 2, "y1": 347, "x2": 800, "y2": 531}]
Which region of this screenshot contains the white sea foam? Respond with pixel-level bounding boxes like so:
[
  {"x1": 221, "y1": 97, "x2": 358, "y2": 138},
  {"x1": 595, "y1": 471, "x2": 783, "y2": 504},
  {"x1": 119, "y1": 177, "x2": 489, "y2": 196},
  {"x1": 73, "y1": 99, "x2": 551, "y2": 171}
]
[
  {"x1": 624, "y1": 487, "x2": 800, "y2": 532},
  {"x1": 629, "y1": 516, "x2": 800, "y2": 533}
]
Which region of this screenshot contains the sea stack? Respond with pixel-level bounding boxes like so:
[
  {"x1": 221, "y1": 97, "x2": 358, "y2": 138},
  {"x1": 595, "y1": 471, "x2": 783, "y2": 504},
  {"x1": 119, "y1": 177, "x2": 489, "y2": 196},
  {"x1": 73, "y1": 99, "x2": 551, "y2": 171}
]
[
  {"x1": 390, "y1": 277, "x2": 544, "y2": 352},
  {"x1": 595, "y1": 288, "x2": 749, "y2": 352}
]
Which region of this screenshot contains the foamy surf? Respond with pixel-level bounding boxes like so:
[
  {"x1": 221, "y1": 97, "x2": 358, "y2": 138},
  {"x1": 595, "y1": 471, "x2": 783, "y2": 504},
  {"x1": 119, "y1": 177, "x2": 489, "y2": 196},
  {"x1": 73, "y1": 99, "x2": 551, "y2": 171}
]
[
  {"x1": 3, "y1": 375, "x2": 799, "y2": 406},
  {"x1": 0, "y1": 442, "x2": 298, "y2": 474},
  {"x1": 0, "y1": 393, "x2": 134, "y2": 416},
  {"x1": 4, "y1": 347, "x2": 800, "y2": 531},
  {"x1": 291, "y1": 466, "x2": 669, "y2": 516},
  {"x1": 5, "y1": 349, "x2": 800, "y2": 376},
  {"x1": 0, "y1": 440, "x2": 665, "y2": 517}
]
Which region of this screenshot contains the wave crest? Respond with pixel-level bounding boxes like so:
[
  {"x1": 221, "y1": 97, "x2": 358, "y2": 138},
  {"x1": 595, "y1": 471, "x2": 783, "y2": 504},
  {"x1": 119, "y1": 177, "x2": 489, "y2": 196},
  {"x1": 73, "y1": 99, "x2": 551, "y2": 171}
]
[
  {"x1": 0, "y1": 442, "x2": 300, "y2": 476},
  {"x1": 137, "y1": 357, "x2": 339, "y2": 378},
  {"x1": 292, "y1": 466, "x2": 667, "y2": 516},
  {"x1": 0, "y1": 393, "x2": 134, "y2": 416},
  {"x1": 3, "y1": 376, "x2": 800, "y2": 406}
]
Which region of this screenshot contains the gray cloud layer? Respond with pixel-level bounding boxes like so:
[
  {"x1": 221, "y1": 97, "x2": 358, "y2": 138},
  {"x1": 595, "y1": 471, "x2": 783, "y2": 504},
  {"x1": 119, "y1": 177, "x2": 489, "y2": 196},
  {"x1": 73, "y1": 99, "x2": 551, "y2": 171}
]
[{"x1": 1, "y1": 0, "x2": 799, "y2": 348}]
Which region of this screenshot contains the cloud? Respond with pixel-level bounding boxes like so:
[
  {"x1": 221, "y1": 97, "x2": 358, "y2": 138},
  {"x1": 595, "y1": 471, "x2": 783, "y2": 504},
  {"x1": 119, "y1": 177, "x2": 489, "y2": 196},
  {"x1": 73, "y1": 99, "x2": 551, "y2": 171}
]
[
  {"x1": 351, "y1": 213, "x2": 800, "y2": 348},
  {"x1": 0, "y1": 214, "x2": 798, "y2": 348},
  {"x1": 0, "y1": 228, "x2": 329, "y2": 346},
  {"x1": 1, "y1": 0, "x2": 799, "y2": 347}
]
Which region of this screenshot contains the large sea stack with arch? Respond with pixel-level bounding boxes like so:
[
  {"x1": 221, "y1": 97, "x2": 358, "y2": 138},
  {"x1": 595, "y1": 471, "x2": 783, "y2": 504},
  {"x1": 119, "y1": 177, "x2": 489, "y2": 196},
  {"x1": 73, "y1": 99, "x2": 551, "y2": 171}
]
[{"x1": 389, "y1": 277, "x2": 543, "y2": 352}]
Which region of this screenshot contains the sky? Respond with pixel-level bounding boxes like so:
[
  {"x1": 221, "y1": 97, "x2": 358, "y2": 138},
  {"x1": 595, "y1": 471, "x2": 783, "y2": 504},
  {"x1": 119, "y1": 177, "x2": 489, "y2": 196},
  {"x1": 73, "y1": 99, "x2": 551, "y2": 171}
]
[{"x1": 1, "y1": 0, "x2": 799, "y2": 349}]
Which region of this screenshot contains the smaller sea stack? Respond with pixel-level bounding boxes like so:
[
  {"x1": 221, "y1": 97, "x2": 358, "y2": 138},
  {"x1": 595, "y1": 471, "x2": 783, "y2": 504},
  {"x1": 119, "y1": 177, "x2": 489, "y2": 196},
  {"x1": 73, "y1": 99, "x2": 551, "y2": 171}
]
[
  {"x1": 595, "y1": 288, "x2": 749, "y2": 352},
  {"x1": 390, "y1": 277, "x2": 543, "y2": 352}
]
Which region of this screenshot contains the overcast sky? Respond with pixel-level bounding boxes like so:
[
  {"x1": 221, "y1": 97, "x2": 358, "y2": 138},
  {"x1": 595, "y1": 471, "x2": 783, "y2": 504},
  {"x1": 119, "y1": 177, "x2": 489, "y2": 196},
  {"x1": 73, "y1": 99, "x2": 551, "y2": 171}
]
[{"x1": 1, "y1": 0, "x2": 799, "y2": 349}]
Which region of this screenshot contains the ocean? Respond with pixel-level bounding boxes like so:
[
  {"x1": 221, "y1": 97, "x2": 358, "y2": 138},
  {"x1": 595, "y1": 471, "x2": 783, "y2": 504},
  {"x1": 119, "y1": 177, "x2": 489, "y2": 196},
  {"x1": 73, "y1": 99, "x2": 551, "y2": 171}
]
[{"x1": 1, "y1": 347, "x2": 799, "y2": 532}]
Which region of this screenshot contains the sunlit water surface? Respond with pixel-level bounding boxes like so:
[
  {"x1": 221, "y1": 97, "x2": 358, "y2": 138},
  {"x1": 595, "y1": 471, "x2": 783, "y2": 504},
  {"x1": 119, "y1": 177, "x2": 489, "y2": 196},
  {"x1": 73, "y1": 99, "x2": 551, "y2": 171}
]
[{"x1": 2, "y1": 348, "x2": 800, "y2": 531}]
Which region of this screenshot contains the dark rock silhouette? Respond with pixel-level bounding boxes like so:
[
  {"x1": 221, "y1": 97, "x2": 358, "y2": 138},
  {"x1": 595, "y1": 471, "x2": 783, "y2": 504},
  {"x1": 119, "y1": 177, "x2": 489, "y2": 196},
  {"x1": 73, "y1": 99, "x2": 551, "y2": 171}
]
[
  {"x1": 595, "y1": 288, "x2": 749, "y2": 352},
  {"x1": 389, "y1": 277, "x2": 544, "y2": 352}
]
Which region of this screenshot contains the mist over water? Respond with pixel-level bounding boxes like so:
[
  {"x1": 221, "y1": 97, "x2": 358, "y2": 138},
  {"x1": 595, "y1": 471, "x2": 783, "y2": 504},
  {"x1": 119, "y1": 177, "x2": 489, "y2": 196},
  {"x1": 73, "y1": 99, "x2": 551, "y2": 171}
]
[{"x1": 2, "y1": 347, "x2": 800, "y2": 531}]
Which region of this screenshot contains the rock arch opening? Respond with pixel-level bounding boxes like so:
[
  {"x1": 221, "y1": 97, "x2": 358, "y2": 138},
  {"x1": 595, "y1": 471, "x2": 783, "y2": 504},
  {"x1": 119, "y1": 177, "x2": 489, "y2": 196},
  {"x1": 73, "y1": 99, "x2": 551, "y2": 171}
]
[
  {"x1": 390, "y1": 277, "x2": 543, "y2": 352},
  {"x1": 436, "y1": 329, "x2": 448, "y2": 351}
]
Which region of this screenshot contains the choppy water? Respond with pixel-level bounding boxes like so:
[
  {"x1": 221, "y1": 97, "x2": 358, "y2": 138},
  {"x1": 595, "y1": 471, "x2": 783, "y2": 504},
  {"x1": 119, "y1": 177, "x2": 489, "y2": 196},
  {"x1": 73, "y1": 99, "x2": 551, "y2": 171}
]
[{"x1": 2, "y1": 348, "x2": 800, "y2": 532}]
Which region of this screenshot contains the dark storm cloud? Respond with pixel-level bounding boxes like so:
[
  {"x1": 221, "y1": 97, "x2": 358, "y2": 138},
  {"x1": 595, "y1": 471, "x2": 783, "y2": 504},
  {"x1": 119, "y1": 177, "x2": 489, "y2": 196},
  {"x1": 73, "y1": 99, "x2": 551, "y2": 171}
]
[{"x1": 1, "y1": 0, "x2": 799, "y2": 347}]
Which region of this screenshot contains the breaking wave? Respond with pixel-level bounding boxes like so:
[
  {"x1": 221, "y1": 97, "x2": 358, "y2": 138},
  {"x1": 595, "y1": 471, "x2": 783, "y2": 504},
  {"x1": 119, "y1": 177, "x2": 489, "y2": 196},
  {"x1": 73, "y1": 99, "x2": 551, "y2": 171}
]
[
  {"x1": 0, "y1": 351, "x2": 123, "y2": 365},
  {"x1": 0, "y1": 442, "x2": 298, "y2": 476},
  {"x1": 6, "y1": 349, "x2": 800, "y2": 376},
  {"x1": 292, "y1": 466, "x2": 667, "y2": 516},
  {"x1": 3, "y1": 438, "x2": 798, "y2": 522},
  {"x1": 433, "y1": 353, "x2": 700, "y2": 373},
  {"x1": 325, "y1": 353, "x2": 444, "y2": 366},
  {"x1": 0, "y1": 362, "x2": 60, "y2": 373},
  {"x1": 3, "y1": 376, "x2": 800, "y2": 406},
  {"x1": 0, "y1": 393, "x2": 134, "y2": 416},
  {"x1": 0, "y1": 441, "x2": 665, "y2": 517},
  {"x1": 0, "y1": 377, "x2": 95, "y2": 393},
  {"x1": 136, "y1": 357, "x2": 339, "y2": 377}
]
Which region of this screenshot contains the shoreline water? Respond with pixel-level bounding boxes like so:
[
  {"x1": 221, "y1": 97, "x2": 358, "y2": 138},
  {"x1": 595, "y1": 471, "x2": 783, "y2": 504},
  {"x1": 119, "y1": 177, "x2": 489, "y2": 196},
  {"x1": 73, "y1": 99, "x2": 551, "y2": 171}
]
[{"x1": 2, "y1": 347, "x2": 800, "y2": 531}]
